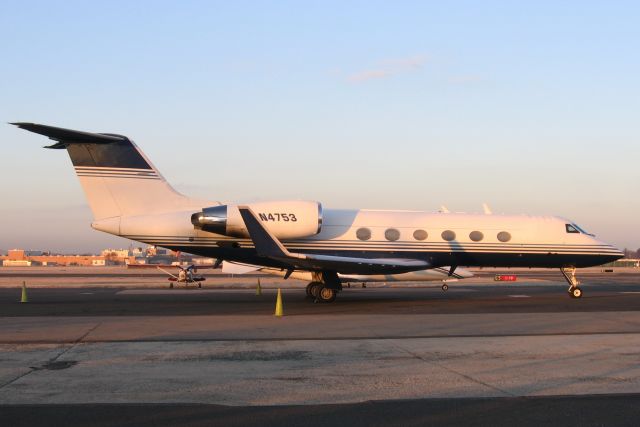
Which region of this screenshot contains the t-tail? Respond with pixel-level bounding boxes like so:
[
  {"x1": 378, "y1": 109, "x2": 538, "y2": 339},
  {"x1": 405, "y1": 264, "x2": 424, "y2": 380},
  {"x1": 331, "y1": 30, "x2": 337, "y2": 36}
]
[{"x1": 11, "y1": 123, "x2": 206, "y2": 221}]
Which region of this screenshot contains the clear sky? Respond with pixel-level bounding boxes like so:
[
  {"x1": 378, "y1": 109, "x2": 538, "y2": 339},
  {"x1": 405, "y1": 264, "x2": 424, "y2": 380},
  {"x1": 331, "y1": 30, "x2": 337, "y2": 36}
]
[{"x1": 0, "y1": 1, "x2": 638, "y2": 253}]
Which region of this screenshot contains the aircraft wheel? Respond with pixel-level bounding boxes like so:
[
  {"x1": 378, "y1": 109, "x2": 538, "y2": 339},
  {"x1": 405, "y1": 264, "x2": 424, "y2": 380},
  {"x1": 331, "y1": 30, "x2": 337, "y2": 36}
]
[
  {"x1": 442, "y1": 283, "x2": 449, "y2": 292},
  {"x1": 570, "y1": 287, "x2": 583, "y2": 299},
  {"x1": 307, "y1": 282, "x2": 322, "y2": 298},
  {"x1": 198, "y1": 283, "x2": 202, "y2": 289},
  {"x1": 317, "y1": 286, "x2": 337, "y2": 303},
  {"x1": 169, "y1": 283, "x2": 173, "y2": 289}
]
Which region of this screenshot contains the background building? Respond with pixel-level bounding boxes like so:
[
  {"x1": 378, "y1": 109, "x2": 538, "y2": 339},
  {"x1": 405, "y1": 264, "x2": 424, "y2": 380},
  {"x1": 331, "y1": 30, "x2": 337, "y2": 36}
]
[{"x1": 0, "y1": 249, "x2": 107, "y2": 267}]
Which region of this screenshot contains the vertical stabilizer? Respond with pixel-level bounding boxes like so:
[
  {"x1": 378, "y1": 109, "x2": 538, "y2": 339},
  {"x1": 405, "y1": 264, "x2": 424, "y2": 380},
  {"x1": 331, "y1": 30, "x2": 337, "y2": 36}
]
[{"x1": 12, "y1": 123, "x2": 201, "y2": 220}]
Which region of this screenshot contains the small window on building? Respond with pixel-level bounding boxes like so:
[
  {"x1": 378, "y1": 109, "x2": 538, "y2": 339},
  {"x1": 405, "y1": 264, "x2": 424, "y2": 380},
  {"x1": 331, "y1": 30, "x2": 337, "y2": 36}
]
[
  {"x1": 469, "y1": 231, "x2": 484, "y2": 242},
  {"x1": 441, "y1": 230, "x2": 456, "y2": 241},
  {"x1": 413, "y1": 229, "x2": 428, "y2": 241},
  {"x1": 385, "y1": 228, "x2": 400, "y2": 241},
  {"x1": 356, "y1": 227, "x2": 371, "y2": 241},
  {"x1": 566, "y1": 224, "x2": 579, "y2": 233},
  {"x1": 497, "y1": 231, "x2": 511, "y2": 242}
]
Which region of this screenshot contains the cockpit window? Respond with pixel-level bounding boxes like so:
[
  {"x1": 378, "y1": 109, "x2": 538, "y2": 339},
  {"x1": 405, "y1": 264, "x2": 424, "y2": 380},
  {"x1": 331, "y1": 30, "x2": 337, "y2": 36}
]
[
  {"x1": 566, "y1": 224, "x2": 579, "y2": 233},
  {"x1": 572, "y1": 223, "x2": 591, "y2": 235},
  {"x1": 566, "y1": 223, "x2": 594, "y2": 236}
]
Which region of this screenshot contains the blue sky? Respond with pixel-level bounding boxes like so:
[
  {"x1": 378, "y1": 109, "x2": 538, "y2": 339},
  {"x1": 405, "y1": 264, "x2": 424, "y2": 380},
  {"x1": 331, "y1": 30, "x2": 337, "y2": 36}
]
[{"x1": 1, "y1": 1, "x2": 638, "y2": 253}]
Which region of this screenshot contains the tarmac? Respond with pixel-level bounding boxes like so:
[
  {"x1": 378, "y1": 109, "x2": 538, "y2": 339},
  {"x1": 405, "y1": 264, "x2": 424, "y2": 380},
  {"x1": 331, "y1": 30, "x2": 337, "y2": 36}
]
[{"x1": 1, "y1": 267, "x2": 639, "y2": 426}]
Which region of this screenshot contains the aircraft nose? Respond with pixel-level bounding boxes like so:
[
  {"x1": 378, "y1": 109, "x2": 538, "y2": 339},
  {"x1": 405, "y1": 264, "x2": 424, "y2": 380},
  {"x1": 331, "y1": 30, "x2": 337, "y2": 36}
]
[
  {"x1": 595, "y1": 238, "x2": 625, "y2": 260},
  {"x1": 612, "y1": 247, "x2": 625, "y2": 259}
]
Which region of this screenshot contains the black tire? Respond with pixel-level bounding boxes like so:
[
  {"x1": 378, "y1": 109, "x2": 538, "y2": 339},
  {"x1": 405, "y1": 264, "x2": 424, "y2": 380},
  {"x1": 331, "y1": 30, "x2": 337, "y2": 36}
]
[
  {"x1": 169, "y1": 283, "x2": 173, "y2": 289},
  {"x1": 305, "y1": 282, "x2": 318, "y2": 298},
  {"x1": 442, "y1": 283, "x2": 449, "y2": 291},
  {"x1": 571, "y1": 288, "x2": 583, "y2": 298},
  {"x1": 306, "y1": 282, "x2": 321, "y2": 298},
  {"x1": 317, "y1": 286, "x2": 337, "y2": 303},
  {"x1": 310, "y1": 283, "x2": 322, "y2": 299}
]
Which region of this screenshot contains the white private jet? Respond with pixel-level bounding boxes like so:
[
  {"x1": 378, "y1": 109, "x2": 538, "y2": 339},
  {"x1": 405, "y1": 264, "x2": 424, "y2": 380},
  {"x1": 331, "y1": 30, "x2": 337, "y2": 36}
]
[{"x1": 12, "y1": 123, "x2": 623, "y2": 302}]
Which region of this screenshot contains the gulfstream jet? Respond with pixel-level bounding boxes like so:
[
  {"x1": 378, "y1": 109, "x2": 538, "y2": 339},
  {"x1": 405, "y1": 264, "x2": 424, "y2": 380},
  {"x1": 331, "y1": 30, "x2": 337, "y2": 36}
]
[{"x1": 12, "y1": 123, "x2": 623, "y2": 302}]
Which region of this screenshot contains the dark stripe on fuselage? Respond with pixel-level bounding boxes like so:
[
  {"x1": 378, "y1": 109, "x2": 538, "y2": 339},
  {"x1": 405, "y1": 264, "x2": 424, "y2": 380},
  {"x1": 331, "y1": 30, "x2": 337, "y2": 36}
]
[
  {"x1": 122, "y1": 234, "x2": 615, "y2": 250},
  {"x1": 122, "y1": 234, "x2": 616, "y2": 250},
  {"x1": 126, "y1": 238, "x2": 619, "y2": 255},
  {"x1": 128, "y1": 242, "x2": 620, "y2": 270},
  {"x1": 178, "y1": 246, "x2": 620, "y2": 269}
]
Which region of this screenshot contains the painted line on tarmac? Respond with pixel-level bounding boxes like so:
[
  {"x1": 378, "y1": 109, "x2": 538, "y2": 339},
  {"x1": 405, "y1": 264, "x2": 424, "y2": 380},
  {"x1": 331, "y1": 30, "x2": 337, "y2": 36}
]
[{"x1": 508, "y1": 295, "x2": 531, "y2": 298}]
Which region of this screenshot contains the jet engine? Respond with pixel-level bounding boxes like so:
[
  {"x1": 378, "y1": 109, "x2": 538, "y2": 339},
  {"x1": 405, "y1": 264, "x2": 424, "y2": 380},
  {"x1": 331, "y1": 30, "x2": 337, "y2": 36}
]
[{"x1": 191, "y1": 200, "x2": 322, "y2": 239}]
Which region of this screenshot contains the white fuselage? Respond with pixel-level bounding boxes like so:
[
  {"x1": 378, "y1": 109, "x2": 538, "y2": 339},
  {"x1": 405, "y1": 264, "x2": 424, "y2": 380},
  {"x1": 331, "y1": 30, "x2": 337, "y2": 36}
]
[{"x1": 94, "y1": 207, "x2": 621, "y2": 270}]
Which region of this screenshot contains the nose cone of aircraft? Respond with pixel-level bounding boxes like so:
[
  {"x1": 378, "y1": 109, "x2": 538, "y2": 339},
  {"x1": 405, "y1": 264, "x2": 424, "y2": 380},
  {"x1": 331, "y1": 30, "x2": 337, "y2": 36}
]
[
  {"x1": 594, "y1": 237, "x2": 625, "y2": 262},
  {"x1": 611, "y1": 246, "x2": 625, "y2": 260}
]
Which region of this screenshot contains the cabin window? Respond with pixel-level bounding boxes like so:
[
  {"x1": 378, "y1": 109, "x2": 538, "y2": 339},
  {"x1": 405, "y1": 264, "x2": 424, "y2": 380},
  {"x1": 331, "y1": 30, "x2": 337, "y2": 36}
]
[
  {"x1": 566, "y1": 224, "x2": 579, "y2": 234},
  {"x1": 385, "y1": 228, "x2": 400, "y2": 241},
  {"x1": 413, "y1": 229, "x2": 428, "y2": 241},
  {"x1": 356, "y1": 227, "x2": 371, "y2": 241},
  {"x1": 441, "y1": 230, "x2": 456, "y2": 241},
  {"x1": 469, "y1": 231, "x2": 484, "y2": 242},
  {"x1": 497, "y1": 231, "x2": 511, "y2": 242}
]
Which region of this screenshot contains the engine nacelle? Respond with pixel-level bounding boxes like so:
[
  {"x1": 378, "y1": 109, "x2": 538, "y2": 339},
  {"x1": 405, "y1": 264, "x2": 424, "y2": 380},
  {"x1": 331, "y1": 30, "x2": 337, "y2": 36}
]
[{"x1": 191, "y1": 200, "x2": 322, "y2": 239}]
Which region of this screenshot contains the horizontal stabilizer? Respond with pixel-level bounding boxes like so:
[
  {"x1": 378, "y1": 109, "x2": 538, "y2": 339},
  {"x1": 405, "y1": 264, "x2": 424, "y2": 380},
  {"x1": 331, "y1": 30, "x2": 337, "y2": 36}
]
[{"x1": 11, "y1": 122, "x2": 127, "y2": 148}]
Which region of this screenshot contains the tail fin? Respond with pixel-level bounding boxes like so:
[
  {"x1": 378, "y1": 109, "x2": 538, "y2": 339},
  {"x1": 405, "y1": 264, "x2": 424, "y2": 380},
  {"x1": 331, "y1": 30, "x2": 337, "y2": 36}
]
[{"x1": 12, "y1": 123, "x2": 198, "y2": 219}]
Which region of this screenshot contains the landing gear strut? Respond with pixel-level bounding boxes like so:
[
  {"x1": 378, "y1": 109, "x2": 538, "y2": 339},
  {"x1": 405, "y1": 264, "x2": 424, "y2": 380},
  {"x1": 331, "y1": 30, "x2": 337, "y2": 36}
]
[{"x1": 561, "y1": 267, "x2": 583, "y2": 298}]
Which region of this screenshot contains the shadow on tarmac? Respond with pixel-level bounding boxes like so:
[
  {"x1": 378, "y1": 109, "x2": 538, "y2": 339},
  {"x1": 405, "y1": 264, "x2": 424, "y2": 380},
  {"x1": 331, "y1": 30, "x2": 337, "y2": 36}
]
[{"x1": 3, "y1": 394, "x2": 640, "y2": 427}]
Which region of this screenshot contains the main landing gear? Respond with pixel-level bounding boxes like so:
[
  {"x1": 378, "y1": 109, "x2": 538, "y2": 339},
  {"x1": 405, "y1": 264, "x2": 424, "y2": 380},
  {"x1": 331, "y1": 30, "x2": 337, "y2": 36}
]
[
  {"x1": 305, "y1": 271, "x2": 342, "y2": 303},
  {"x1": 561, "y1": 267, "x2": 583, "y2": 299},
  {"x1": 441, "y1": 283, "x2": 449, "y2": 292},
  {"x1": 305, "y1": 281, "x2": 338, "y2": 303}
]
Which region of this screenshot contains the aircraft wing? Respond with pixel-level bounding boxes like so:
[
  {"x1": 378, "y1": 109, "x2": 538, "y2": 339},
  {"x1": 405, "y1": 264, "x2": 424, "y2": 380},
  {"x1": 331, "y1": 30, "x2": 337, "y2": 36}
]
[
  {"x1": 237, "y1": 206, "x2": 430, "y2": 275},
  {"x1": 221, "y1": 261, "x2": 261, "y2": 274}
]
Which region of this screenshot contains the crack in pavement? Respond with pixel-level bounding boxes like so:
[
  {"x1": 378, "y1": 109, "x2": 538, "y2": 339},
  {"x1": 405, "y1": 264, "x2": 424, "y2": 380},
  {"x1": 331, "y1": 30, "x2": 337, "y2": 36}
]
[
  {"x1": 388, "y1": 339, "x2": 517, "y2": 397},
  {"x1": 0, "y1": 322, "x2": 101, "y2": 390}
]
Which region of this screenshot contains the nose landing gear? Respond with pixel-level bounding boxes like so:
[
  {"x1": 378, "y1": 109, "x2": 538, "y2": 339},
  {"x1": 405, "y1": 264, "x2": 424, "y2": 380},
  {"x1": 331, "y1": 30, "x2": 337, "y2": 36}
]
[{"x1": 561, "y1": 267, "x2": 583, "y2": 298}]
